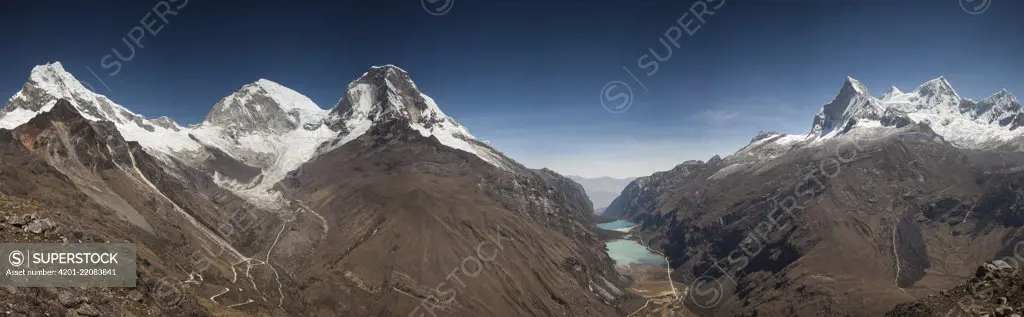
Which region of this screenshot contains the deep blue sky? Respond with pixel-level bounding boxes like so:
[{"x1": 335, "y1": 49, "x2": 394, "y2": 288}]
[{"x1": 1, "y1": 0, "x2": 1022, "y2": 177}]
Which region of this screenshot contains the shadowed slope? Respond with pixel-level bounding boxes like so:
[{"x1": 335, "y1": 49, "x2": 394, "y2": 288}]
[{"x1": 276, "y1": 119, "x2": 645, "y2": 316}]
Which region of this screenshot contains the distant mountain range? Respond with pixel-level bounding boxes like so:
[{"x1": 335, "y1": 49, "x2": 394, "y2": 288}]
[
  {"x1": 567, "y1": 175, "x2": 635, "y2": 213},
  {"x1": 741, "y1": 75, "x2": 1024, "y2": 161}
]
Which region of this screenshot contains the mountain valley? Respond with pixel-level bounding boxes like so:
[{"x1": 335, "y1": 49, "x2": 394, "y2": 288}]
[
  {"x1": 3, "y1": 61, "x2": 1024, "y2": 317},
  {"x1": 568, "y1": 176, "x2": 636, "y2": 214},
  {"x1": 605, "y1": 77, "x2": 1024, "y2": 317}
]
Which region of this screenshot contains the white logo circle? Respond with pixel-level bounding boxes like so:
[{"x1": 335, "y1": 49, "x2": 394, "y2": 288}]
[
  {"x1": 600, "y1": 80, "x2": 634, "y2": 114},
  {"x1": 153, "y1": 277, "x2": 185, "y2": 309},
  {"x1": 960, "y1": 0, "x2": 992, "y2": 15},
  {"x1": 9, "y1": 250, "x2": 24, "y2": 267},
  {"x1": 422, "y1": 0, "x2": 454, "y2": 16},
  {"x1": 688, "y1": 275, "x2": 724, "y2": 309}
]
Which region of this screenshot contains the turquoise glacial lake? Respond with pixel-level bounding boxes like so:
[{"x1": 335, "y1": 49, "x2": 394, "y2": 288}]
[
  {"x1": 605, "y1": 240, "x2": 665, "y2": 266},
  {"x1": 597, "y1": 219, "x2": 635, "y2": 230},
  {"x1": 597, "y1": 220, "x2": 665, "y2": 266}
]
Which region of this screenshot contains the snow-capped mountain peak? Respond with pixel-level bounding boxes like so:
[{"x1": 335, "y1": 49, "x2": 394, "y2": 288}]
[
  {"x1": 251, "y1": 79, "x2": 325, "y2": 114},
  {"x1": 328, "y1": 64, "x2": 446, "y2": 124},
  {"x1": 4, "y1": 62, "x2": 101, "y2": 115},
  {"x1": 178, "y1": 79, "x2": 341, "y2": 207},
  {"x1": 810, "y1": 76, "x2": 881, "y2": 135},
  {"x1": 3, "y1": 62, "x2": 146, "y2": 130},
  {"x1": 203, "y1": 78, "x2": 327, "y2": 133},
  {"x1": 151, "y1": 116, "x2": 182, "y2": 131},
  {"x1": 0, "y1": 61, "x2": 208, "y2": 160},
  {"x1": 324, "y1": 65, "x2": 511, "y2": 169},
  {"x1": 985, "y1": 89, "x2": 1018, "y2": 104},
  {"x1": 745, "y1": 76, "x2": 1024, "y2": 162},
  {"x1": 26, "y1": 62, "x2": 93, "y2": 99},
  {"x1": 2, "y1": 62, "x2": 515, "y2": 209},
  {"x1": 881, "y1": 85, "x2": 904, "y2": 101},
  {"x1": 844, "y1": 76, "x2": 870, "y2": 95},
  {"x1": 915, "y1": 76, "x2": 959, "y2": 99}
]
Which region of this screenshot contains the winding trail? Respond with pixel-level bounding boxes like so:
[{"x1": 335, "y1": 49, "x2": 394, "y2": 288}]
[
  {"x1": 635, "y1": 238, "x2": 678, "y2": 297},
  {"x1": 626, "y1": 300, "x2": 652, "y2": 317},
  {"x1": 296, "y1": 201, "x2": 329, "y2": 239},
  {"x1": 960, "y1": 202, "x2": 976, "y2": 225},
  {"x1": 262, "y1": 220, "x2": 290, "y2": 307},
  {"x1": 884, "y1": 198, "x2": 903, "y2": 290},
  {"x1": 227, "y1": 299, "x2": 254, "y2": 308},
  {"x1": 210, "y1": 287, "x2": 230, "y2": 302},
  {"x1": 624, "y1": 233, "x2": 682, "y2": 317},
  {"x1": 125, "y1": 151, "x2": 300, "y2": 310},
  {"x1": 892, "y1": 224, "x2": 901, "y2": 287}
]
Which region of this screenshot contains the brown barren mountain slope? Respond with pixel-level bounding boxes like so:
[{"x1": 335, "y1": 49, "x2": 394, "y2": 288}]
[
  {"x1": 1, "y1": 99, "x2": 647, "y2": 316},
  {"x1": 607, "y1": 125, "x2": 1024, "y2": 316},
  {"x1": 0, "y1": 61, "x2": 655, "y2": 316},
  {"x1": 0, "y1": 100, "x2": 289, "y2": 316},
  {"x1": 274, "y1": 119, "x2": 646, "y2": 316},
  {"x1": 885, "y1": 259, "x2": 1024, "y2": 316}
]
